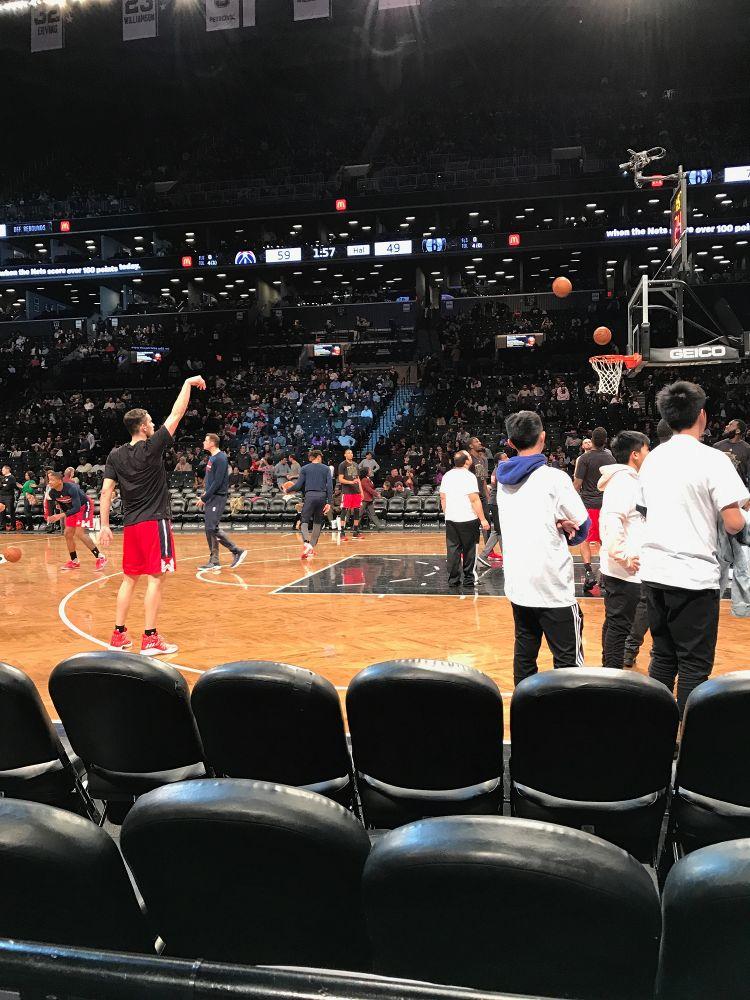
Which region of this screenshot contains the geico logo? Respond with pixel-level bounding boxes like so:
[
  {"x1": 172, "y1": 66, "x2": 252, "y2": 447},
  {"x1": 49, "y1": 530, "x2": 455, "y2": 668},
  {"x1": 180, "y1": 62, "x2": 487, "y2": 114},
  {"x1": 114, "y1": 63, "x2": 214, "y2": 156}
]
[{"x1": 669, "y1": 346, "x2": 727, "y2": 360}]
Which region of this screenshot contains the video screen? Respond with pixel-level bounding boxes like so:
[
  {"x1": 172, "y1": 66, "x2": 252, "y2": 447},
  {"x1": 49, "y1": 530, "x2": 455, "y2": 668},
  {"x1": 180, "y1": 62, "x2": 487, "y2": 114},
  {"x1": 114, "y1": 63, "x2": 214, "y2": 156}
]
[
  {"x1": 313, "y1": 344, "x2": 343, "y2": 357},
  {"x1": 131, "y1": 346, "x2": 169, "y2": 364},
  {"x1": 507, "y1": 335, "x2": 538, "y2": 349}
]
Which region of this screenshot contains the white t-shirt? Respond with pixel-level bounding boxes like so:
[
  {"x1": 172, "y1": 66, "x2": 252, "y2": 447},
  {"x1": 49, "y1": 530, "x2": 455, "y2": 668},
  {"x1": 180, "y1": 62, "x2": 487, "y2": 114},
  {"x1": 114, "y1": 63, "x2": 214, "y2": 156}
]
[
  {"x1": 440, "y1": 467, "x2": 480, "y2": 523},
  {"x1": 497, "y1": 465, "x2": 588, "y2": 608},
  {"x1": 639, "y1": 434, "x2": 750, "y2": 590},
  {"x1": 599, "y1": 465, "x2": 645, "y2": 584}
]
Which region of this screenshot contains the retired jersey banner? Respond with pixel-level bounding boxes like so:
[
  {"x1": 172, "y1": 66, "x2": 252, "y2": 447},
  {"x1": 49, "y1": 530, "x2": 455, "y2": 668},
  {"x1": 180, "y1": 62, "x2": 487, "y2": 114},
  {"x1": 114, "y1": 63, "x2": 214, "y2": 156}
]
[
  {"x1": 242, "y1": 0, "x2": 255, "y2": 27},
  {"x1": 31, "y1": 4, "x2": 64, "y2": 52},
  {"x1": 378, "y1": 0, "x2": 419, "y2": 7},
  {"x1": 293, "y1": 0, "x2": 330, "y2": 20},
  {"x1": 123, "y1": 0, "x2": 158, "y2": 41},
  {"x1": 206, "y1": 0, "x2": 240, "y2": 32}
]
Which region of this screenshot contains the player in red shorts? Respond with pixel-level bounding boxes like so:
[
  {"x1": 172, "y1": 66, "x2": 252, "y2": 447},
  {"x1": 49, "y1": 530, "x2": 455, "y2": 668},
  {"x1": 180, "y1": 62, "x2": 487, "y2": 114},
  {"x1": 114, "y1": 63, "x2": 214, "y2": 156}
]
[
  {"x1": 98, "y1": 375, "x2": 206, "y2": 655},
  {"x1": 44, "y1": 470, "x2": 106, "y2": 571},
  {"x1": 338, "y1": 448, "x2": 364, "y2": 540},
  {"x1": 573, "y1": 426, "x2": 616, "y2": 592}
]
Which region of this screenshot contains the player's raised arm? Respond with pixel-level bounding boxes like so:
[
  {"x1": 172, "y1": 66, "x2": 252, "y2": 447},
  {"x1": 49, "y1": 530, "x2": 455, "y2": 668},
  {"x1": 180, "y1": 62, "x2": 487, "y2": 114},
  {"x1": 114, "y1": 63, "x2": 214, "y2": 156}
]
[{"x1": 163, "y1": 376, "x2": 207, "y2": 437}]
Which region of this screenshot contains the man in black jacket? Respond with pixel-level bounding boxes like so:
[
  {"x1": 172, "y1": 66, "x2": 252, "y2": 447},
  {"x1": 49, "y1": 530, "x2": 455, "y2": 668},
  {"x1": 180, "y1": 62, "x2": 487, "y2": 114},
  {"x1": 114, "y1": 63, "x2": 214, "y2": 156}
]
[
  {"x1": 283, "y1": 449, "x2": 333, "y2": 559},
  {"x1": 197, "y1": 433, "x2": 246, "y2": 572}
]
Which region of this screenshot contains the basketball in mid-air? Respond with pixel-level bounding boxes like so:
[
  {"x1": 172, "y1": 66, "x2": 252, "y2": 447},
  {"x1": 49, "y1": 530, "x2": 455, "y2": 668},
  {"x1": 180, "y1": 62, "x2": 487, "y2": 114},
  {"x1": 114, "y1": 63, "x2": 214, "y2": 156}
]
[
  {"x1": 3, "y1": 546, "x2": 22, "y2": 563},
  {"x1": 593, "y1": 326, "x2": 613, "y2": 346},
  {"x1": 552, "y1": 276, "x2": 573, "y2": 298}
]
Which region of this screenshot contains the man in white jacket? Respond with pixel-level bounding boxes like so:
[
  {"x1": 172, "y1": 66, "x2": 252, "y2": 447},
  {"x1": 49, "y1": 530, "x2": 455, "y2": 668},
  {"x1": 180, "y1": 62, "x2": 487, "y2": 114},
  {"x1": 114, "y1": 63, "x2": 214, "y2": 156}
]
[{"x1": 598, "y1": 430, "x2": 650, "y2": 669}]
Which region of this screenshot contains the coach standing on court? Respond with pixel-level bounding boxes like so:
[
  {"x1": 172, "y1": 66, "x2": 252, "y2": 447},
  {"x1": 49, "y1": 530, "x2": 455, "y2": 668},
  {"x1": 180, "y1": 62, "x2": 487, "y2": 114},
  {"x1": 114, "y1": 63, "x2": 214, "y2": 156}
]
[
  {"x1": 440, "y1": 451, "x2": 489, "y2": 590},
  {"x1": 197, "y1": 433, "x2": 246, "y2": 572},
  {"x1": 496, "y1": 412, "x2": 590, "y2": 683},
  {"x1": 639, "y1": 381, "x2": 749, "y2": 715}
]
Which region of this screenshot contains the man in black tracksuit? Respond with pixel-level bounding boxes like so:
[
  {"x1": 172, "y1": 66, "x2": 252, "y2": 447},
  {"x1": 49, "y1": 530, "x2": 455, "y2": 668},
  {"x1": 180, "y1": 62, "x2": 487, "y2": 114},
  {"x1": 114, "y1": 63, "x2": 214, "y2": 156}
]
[
  {"x1": 0, "y1": 465, "x2": 17, "y2": 532},
  {"x1": 198, "y1": 433, "x2": 246, "y2": 571},
  {"x1": 282, "y1": 449, "x2": 333, "y2": 559}
]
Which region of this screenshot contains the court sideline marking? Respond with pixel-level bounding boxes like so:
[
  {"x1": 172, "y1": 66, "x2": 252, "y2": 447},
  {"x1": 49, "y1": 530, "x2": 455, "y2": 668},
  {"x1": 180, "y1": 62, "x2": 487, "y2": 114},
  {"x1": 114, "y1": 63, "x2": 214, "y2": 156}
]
[{"x1": 57, "y1": 542, "x2": 315, "y2": 676}]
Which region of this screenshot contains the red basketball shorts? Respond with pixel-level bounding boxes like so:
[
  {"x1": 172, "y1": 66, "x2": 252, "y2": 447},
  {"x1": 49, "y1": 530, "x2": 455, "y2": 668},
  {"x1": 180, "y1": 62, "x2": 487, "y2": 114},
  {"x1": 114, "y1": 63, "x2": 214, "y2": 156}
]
[
  {"x1": 123, "y1": 519, "x2": 176, "y2": 577},
  {"x1": 65, "y1": 499, "x2": 94, "y2": 530},
  {"x1": 585, "y1": 508, "x2": 601, "y2": 545},
  {"x1": 342, "y1": 494, "x2": 362, "y2": 510}
]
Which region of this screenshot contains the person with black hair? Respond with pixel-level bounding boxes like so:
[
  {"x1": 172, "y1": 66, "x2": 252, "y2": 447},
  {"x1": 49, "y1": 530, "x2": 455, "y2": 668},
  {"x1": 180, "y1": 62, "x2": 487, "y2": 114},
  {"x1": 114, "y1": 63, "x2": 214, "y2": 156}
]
[
  {"x1": 714, "y1": 418, "x2": 750, "y2": 486},
  {"x1": 623, "y1": 420, "x2": 673, "y2": 668},
  {"x1": 197, "y1": 433, "x2": 246, "y2": 572},
  {"x1": 283, "y1": 449, "x2": 333, "y2": 559},
  {"x1": 573, "y1": 426, "x2": 615, "y2": 592},
  {"x1": 439, "y1": 451, "x2": 490, "y2": 590},
  {"x1": 496, "y1": 411, "x2": 590, "y2": 683},
  {"x1": 639, "y1": 380, "x2": 749, "y2": 714},
  {"x1": 597, "y1": 431, "x2": 650, "y2": 669}
]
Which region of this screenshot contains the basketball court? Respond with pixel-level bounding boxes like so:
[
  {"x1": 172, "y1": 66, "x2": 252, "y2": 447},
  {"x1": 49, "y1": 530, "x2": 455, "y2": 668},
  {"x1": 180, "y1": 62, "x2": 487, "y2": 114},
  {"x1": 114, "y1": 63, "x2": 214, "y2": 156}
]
[{"x1": 2, "y1": 531, "x2": 748, "y2": 735}]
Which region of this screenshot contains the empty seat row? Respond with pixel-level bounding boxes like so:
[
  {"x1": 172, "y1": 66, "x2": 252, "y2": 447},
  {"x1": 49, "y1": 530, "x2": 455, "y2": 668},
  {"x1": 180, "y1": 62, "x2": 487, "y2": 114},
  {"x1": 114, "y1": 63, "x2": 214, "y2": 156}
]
[
  {"x1": 2, "y1": 657, "x2": 749, "y2": 867},
  {"x1": 0, "y1": 787, "x2": 745, "y2": 1000}
]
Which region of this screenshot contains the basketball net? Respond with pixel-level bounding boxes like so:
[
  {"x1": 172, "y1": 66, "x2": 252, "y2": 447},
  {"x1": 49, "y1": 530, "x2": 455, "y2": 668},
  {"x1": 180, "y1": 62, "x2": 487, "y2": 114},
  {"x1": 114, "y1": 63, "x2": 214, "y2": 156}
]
[{"x1": 589, "y1": 354, "x2": 642, "y2": 396}]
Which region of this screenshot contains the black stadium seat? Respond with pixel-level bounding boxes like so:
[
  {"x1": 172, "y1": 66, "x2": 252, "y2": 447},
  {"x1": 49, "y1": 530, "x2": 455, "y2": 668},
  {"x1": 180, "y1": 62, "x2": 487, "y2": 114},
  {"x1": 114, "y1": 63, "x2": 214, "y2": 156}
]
[
  {"x1": 402, "y1": 497, "x2": 423, "y2": 528},
  {"x1": 49, "y1": 652, "x2": 208, "y2": 823},
  {"x1": 363, "y1": 815, "x2": 660, "y2": 999},
  {"x1": 0, "y1": 661, "x2": 98, "y2": 820},
  {"x1": 121, "y1": 779, "x2": 371, "y2": 970},
  {"x1": 385, "y1": 496, "x2": 405, "y2": 525},
  {"x1": 667, "y1": 671, "x2": 750, "y2": 856},
  {"x1": 191, "y1": 661, "x2": 356, "y2": 809},
  {"x1": 510, "y1": 667, "x2": 678, "y2": 862},
  {"x1": 658, "y1": 838, "x2": 750, "y2": 1000},
  {"x1": 0, "y1": 798, "x2": 153, "y2": 954},
  {"x1": 346, "y1": 659, "x2": 504, "y2": 828}
]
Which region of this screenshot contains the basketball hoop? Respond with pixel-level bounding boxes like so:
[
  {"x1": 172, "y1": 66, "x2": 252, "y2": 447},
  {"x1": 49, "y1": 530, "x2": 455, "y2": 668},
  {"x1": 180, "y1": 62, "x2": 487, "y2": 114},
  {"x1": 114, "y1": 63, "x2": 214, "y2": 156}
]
[{"x1": 589, "y1": 354, "x2": 643, "y2": 396}]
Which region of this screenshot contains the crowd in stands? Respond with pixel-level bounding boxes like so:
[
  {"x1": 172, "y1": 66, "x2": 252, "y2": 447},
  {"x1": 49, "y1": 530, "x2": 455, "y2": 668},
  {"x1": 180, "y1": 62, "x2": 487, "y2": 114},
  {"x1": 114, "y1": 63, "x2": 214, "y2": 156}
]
[{"x1": 0, "y1": 365, "x2": 398, "y2": 504}]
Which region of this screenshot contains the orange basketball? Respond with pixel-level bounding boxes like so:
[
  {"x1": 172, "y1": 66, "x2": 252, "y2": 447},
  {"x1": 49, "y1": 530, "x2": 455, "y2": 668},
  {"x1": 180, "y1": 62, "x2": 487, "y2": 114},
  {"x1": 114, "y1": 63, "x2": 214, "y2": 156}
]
[
  {"x1": 552, "y1": 276, "x2": 573, "y2": 298},
  {"x1": 3, "y1": 546, "x2": 22, "y2": 563},
  {"x1": 593, "y1": 326, "x2": 613, "y2": 346}
]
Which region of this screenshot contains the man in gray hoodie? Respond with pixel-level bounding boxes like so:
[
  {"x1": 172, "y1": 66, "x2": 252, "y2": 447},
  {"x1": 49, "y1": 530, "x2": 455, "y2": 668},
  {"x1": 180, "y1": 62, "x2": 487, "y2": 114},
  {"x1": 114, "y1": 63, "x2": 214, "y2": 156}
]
[{"x1": 598, "y1": 430, "x2": 650, "y2": 669}]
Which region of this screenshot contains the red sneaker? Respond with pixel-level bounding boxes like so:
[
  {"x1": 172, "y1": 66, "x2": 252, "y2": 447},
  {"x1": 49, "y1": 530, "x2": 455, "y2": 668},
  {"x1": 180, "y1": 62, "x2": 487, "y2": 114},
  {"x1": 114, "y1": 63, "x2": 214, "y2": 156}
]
[
  {"x1": 140, "y1": 632, "x2": 178, "y2": 656},
  {"x1": 108, "y1": 628, "x2": 133, "y2": 651},
  {"x1": 61, "y1": 559, "x2": 80, "y2": 571},
  {"x1": 95, "y1": 556, "x2": 108, "y2": 571}
]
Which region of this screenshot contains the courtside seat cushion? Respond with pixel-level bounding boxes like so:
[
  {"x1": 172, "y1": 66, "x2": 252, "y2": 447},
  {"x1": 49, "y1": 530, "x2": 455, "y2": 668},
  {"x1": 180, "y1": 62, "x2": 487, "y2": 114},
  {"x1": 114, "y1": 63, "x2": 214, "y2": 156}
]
[
  {"x1": 511, "y1": 667, "x2": 678, "y2": 801},
  {"x1": 347, "y1": 659, "x2": 504, "y2": 791},
  {"x1": 364, "y1": 815, "x2": 660, "y2": 999},
  {"x1": 671, "y1": 788, "x2": 750, "y2": 852},
  {"x1": 121, "y1": 779, "x2": 371, "y2": 968},
  {"x1": 0, "y1": 797, "x2": 153, "y2": 954},
  {"x1": 658, "y1": 839, "x2": 750, "y2": 1000}
]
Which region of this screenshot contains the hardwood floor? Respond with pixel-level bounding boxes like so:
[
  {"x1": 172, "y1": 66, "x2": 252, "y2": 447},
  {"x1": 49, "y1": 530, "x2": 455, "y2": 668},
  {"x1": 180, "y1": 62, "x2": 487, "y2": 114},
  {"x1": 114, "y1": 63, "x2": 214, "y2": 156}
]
[{"x1": 2, "y1": 530, "x2": 748, "y2": 731}]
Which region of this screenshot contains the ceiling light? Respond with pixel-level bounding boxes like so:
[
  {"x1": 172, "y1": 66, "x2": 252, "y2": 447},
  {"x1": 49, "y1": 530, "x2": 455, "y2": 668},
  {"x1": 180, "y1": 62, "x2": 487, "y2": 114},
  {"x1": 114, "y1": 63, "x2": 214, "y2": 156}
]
[
  {"x1": 293, "y1": 224, "x2": 302, "y2": 230},
  {"x1": 586, "y1": 203, "x2": 597, "y2": 209},
  {"x1": 715, "y1": 193, "x2": 727, "y2": 199},
  {"x1": 134, "y1": 236, "x2": 143, "y2": 241},
  {"x1": 362, "y1": 226, "x2": 372, "y2": 231},
  {"x1": 469, "y1": 212, "x2": 479, "y2": 217}
]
